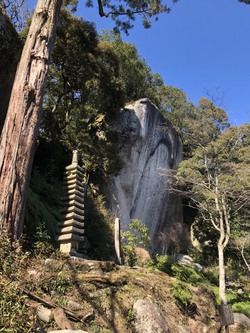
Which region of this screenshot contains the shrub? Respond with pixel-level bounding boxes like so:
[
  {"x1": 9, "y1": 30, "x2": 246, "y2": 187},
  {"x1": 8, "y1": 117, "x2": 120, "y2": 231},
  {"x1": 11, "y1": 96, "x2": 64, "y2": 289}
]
[
  {"x1": 232, "y1": 301, "x2": 250, "y2": 317},
  {"x1": 146, "y1": 254, "x2": 174, "y2": 274},
  {"x1": 84, "y1": 193, "x2": 115, "y2": 260},
  {"x1": 147, "y1": 255, "x2": 205, "y2": 285},
  {"x1": 172, "y1": 281, "x2": 193, "y2": 308},
  {"x1": 122, "y1": 219, "x2": 151, "y2": 266},
  {"x1": 171, "y1": 264, "x2": 205, "y2": 285},
  {"x1": 0, "y1": 280, "x2": 35, "y2": 332}
]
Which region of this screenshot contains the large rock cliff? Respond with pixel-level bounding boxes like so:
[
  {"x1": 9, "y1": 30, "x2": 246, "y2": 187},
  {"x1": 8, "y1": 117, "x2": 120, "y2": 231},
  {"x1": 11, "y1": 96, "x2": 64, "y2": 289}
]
[{"x1": 107, "y1": 99, "x2": 184, "y2": 253}]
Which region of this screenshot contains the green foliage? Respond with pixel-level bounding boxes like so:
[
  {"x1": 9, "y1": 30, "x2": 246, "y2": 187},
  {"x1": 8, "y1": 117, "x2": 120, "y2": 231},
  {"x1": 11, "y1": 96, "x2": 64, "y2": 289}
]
[
  {"x1": 126, "y1": 308, "x2": 135, "y2": 324},
  {"x1": 101, "y1": 31, "x2": 164, "y2": 105},
  {"x1": 86, "y1": 0, "x2": 176, "y2": 35},
  {"x1": 41, "y1": 272, "x2": 73, "y2": 295},
  {"x1": 171, "y1": 264, "x2": 204, "y2": 285},
  {"x1": 31, "y1": 224, "x2": 55, "y2": 257},
  {"x1": 122, "y1": 219, "x2": 151, "y2": 266},
  {"x1": 25, "y1": 166, "x2": 61, "y2": 246},
  {"x1": 176, "y1": 122, "x2": 250, "y2": 254},
  {"x1": 0, "y1": 232, "x2": 35, "y2": 332},
  {"x1": 146, "y1": 254, "x2": 174, "y2": 273},
  {"x1": 175, "y1": 116, "x2": 250, "y2": 304},
  {"x1": 211, "y1": 286, "x2": 250, "y2": 315},
  {"x1": 232, "y1": 302, "x2": 250, "y2": 317},
  {"x1": 202, "y1": 266, "x2": 220, "y2": 286},
  {"x1": 147, "y1": 255, "x2": 205, "y2": 285},
  {"x1": 125, "y1": 219, "x2": 151, "y2": 249},
  {"x1": 84, "y1": 193, "x2": 115, "y2": 260},
  {"x1": 172, "y1": 281, "x2": 193, "y2": 308},
  {"x1": 43, "y1": 10, "x2": 125, "y2": 178},
  {"x1": 0, "y1": 281, "x2": 35, "y2": 332},
  {"x1": 159, "y1": 85, "x2": 195, "y2": 150},
  {"x1": 0, "y1": 231, "x2": 29, "y2": 277}
]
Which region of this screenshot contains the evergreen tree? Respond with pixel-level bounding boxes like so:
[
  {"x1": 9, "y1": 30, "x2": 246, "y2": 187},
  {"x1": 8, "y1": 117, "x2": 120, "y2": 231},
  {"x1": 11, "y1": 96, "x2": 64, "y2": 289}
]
[
  {"x1": 101, "y1": 31, "x2": 164, "y2": 104},
  {"x1": 42, "y1": 9, "x2": 125, "y2": 176}
]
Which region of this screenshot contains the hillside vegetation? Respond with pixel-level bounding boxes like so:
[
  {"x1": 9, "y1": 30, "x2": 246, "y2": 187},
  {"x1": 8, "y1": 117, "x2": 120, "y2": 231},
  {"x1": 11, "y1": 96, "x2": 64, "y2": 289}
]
[{"x1": 1, "y1": 232, "x2": 249, "y2": 333}]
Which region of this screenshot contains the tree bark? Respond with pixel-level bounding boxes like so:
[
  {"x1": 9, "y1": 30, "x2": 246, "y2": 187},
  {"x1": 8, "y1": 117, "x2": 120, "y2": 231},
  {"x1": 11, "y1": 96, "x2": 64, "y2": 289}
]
[
  {"x1": 0, "y1": 10, "x2": 22, "y2": 132},
  {"x1": 0, "y1": 0, "x2": 62, "y2": 240},
  {"x1": 218, "y1": 243, "x2": 227, "y2": 305}
]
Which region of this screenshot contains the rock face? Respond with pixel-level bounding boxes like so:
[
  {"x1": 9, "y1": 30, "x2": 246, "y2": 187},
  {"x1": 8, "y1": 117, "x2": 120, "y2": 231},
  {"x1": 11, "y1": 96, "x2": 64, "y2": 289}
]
[
  {"x1": 231, "y1": 313, "x2": 250, "y2": 332},
  {"x1": 133, "y1": 297, "x2": 170, "y2": 333},
  {"x1": 107, "y1": 99, "x2": 184, "y2": 253}
]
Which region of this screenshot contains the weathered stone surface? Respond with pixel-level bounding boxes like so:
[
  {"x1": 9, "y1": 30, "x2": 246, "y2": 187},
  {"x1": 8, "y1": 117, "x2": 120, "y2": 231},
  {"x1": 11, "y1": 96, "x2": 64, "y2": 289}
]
[
  {"x1": 53, "y1": 307, "x2": 74, "y2": 330},
  {"x1": 174, "y1": 254, "x2": 203, "y2": 271},
  {"x1": 133, "y1": 296, "x2": 170, "y2": 333},
  {"x1": 231, "y1": 313, "x2": 250, "y2": 332},
  {"x1": 107, "y1": 99, "x2": 183, "y2": 253},
  {"x1": 37, "y1": 305, "x2": 52, "y2": 323},
  {"x1": 57, "y1": 234, "x2": 84, "y2": 242},
  {"x1": 67, "y1": 300, "x2": 82, "y2": 311}
]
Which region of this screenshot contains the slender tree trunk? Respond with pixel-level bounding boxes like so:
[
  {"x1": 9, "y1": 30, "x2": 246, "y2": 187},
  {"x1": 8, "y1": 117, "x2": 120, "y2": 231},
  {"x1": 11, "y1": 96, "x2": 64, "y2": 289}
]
[
  {"x1": 240, "y1": 238, "x2": 250, "y2": 272},
  {"x1": 0, "y1": 0, "x2": 62, "y2": 240},
  {"x1": 218, "y1": 243, "x2": 227, "y2": 305}
]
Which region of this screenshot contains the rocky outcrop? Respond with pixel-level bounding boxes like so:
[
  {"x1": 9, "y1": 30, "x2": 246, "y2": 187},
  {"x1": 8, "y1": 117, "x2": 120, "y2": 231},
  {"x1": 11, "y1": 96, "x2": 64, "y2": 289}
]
[
  {"x1": 133, "y1": 297, "x2": 170, "y2": 333},
  {"x1": 107, "y1": 99, "x2": 184, "y2": 253},
  {"x1": 231, "y1": 313, "x2": 250, "y2": 332}
]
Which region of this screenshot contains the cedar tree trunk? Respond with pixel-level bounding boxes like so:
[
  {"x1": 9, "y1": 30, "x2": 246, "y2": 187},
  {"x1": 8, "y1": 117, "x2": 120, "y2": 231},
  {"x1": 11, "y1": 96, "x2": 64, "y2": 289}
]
[{"x1": 0, "y1": 0, "x2": 62, "y2": 240}]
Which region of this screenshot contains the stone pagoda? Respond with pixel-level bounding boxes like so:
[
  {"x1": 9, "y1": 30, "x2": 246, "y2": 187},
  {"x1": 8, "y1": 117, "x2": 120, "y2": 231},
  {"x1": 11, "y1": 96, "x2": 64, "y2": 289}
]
[{"x1": 57, "y1": 150, "x2": 86, "y2": 257}]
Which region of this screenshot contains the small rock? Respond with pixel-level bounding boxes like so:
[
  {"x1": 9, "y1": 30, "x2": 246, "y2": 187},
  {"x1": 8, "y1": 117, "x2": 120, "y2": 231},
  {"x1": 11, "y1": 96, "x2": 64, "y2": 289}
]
[
  {"x1": 67, "y1": 300, "x2": 82, "y2": 311},
  {"x1": 37, "y1": 305, "x2": 53, "y2": 323},
  {"x1": 237, "y1": 288, "x2": 244, "y2": 295},
  {"x1": 53, "y1": 307, "x2": 74, "y2": 330},
  {"x1": 133, "y1": 296, "x2": 170, "y2": 333},
  {"x1": 174, "y1": 254, "x2": 203, "y2": 271},
  {"x1": 27, "y1": 269, "x2": 39, "y2": 276}
]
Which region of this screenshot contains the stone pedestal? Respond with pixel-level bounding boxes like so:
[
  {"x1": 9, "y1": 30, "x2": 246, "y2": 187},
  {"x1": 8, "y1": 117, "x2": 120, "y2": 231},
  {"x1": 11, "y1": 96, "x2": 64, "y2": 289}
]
[{"x1": 58, "y1": 151, "x2": 86, "y2": 257}]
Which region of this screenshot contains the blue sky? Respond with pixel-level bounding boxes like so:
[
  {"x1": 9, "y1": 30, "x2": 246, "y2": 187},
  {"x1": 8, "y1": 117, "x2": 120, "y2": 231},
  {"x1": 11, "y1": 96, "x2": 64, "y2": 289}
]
[{"x1": 27, "y1": 0, "x2": 250, "y2": 125}]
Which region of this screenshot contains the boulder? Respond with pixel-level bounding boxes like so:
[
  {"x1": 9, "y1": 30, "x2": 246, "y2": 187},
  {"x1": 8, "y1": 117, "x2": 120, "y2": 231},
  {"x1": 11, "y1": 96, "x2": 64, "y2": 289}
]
[
  {"x1": 174, "y1": 254, "x2": 203, "y2": 271},
  {"x1": 133, "y1": 296, "x2": 170, "y2": 333},
  {"x1": 230, "y1": 312, "x2": 250, "y2": 332},
  {"x1": 107, "y1": 99, "x2": 184, "y2": 253}
]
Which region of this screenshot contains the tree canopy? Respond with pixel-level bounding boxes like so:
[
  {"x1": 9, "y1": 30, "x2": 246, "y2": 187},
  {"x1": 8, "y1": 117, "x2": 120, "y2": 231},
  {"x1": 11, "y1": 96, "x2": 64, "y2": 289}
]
[
  {"x1": 42, "y1": 9, "x2": 125, "y2": 176},
  {"x1": 174, "y1": 105, "x2": 250, "y2": 303}
]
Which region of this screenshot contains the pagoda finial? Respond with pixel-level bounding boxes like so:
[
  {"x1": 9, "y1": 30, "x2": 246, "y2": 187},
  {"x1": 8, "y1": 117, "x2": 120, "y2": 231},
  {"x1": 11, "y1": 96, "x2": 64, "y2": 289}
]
[{"x1": 72, "y1": 150, "x2": 78, "y2": 166}]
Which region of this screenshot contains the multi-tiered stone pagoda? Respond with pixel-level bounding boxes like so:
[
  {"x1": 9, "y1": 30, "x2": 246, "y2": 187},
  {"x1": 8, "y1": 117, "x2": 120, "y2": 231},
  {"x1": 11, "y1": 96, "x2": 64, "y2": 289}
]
[{"x1": 57, "y1": 151, "x2": 85, "y2": 257}]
